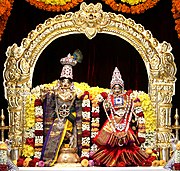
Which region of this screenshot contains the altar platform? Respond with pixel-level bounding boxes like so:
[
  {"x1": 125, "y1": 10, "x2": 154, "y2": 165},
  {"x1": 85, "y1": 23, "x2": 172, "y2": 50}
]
[{"x1": 19, "y1": 167, "x2": 167, "y2": 171}]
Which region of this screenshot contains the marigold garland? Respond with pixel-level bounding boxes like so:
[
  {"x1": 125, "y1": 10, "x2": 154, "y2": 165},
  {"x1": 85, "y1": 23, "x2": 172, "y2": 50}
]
[
  {"x1": 172, "y1": 0, "x2": 180, "y2": 39},
  {"x1": 26, "y1": 0, "x2": 83, "y2": 12},
  {"x1": 103, "y1": 0, "x2": 160, "y2": 14},
  {"x1": 121, "y1": 0, "x2": 147, "y2": 6},
  {"x1": 0, "y1": 0, "x2": 14, "y2": 40}
]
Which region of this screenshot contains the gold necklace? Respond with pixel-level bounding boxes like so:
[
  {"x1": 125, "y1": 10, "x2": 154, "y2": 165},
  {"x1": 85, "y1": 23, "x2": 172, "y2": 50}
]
[{"x1": 55, "y1": 94, "x2": 75, "y2": 119}]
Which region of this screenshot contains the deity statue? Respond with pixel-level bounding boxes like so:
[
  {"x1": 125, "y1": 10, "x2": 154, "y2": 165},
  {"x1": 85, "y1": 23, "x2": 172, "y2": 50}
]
[
  {"x1": 92, "y1": 67, "x2": 149, "y2": 167},
  {"x1": 40, "y1": 50, "x2": 83, "y2": 166}
]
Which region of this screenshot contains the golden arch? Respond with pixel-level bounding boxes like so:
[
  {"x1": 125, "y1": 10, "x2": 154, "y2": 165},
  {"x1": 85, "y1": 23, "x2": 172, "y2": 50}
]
[{"x1": 3, "y1": 2, "x2": 176, "y2": 156}]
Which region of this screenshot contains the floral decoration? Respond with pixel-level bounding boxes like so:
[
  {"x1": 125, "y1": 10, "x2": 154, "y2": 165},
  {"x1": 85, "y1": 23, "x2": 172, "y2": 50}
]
[
  {"x1": 130, "y1": 90, "x2": 156, "y2": 132},
  {"x1": 172, "y1": 0, "x2": 180, "y2": 39},
  {"x1": 102, "y1": 0, "x2": 160, "y2": 14},
  {"x1": 81, "y1": 92, "x2": 91, "y2": 161},
  {"x1": 22, "y1": 94, "x2": 36, "y2": 158},
  {"x1": 121, "y1": 0, "x2": 147, "y2": 6},
  {"x1": 0, "y1": 0, "x2": 14, "y2": 40},
  {"x1": 20, "y1": 80, "x2": 155, "y2": 167},
  {"x1": 34, "y1": 99, "x2": 44, "y2": 159},
  {"x1": 90, "y1": 92, "x2": 108, "y2": 154},
  {"x1": 26, "y1": 0, "x2": 83, "y2": 12}
]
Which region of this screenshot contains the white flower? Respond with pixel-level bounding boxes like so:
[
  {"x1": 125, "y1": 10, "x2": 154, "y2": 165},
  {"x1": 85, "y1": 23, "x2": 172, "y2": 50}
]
[
  {"x1": 82, "y1": 123, "x2": 90, "y2": 131},
  {"x1": 91, "y1": 131, "x2": 98, "y2": 138},
  {"x1": 90, "y1": 144, "x2": 98, "y2": 152},
  {"x1": 35, "y1": 136, "x2": 43, "y2": 144},
  {"x1": 91, "y1": 106, "x2": 99, "y2": 113},
  {"x1": 35, "y1": 106, "x2": 43, "y2": 116},
  {"x1": 82, "y1": 99, "x2": 90, "y2": 107},
  {"x1": 82, "y1": 137, "x2": 90, "y2": 145},
  {"x1": 34, "y1": 151, "x2": 41, "y2": 159},
  {"x1": 82, "y1": 111, "x2": 90, "y2": 119},
  {"x1": 81, "y1": 151, "x2": 90, "y2": 158},
  {"x1": 24, "y1": 129, "x2": 35, "y2": 138},
  {"x1": 35, "y1": 122, "x2": 43, "y2": 130},
  {"x1": 91, "y1": 117, "x2": 100, "y2": 123}
]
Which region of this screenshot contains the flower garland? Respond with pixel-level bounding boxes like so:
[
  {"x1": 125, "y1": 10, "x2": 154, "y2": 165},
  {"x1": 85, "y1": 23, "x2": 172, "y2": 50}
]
[
  {"x1": 22, "y1": 94, "x2": 36, "y2": 158},
  {"x1": 130, "y1": 90, "x2": 156, "y2": 132},
  {"x1": 172, "y1": 0, "x2": 180, "y2": 39},
  {"x1": 121, "y1": 0, "x2": 147, "y2": 6},
  {"x1": 26, "y1": 0, "x2": 83, "y2": 12},
  {"x1": 34, "y1": 99, "x2": 44, "y2": 159},
  {"x1": 0, "y1": 0, "x2": 14, "y2": 40},
  {"x1": 102, "y1": 0, "x2": 160, "y2": 14},
  {"x1": 80, "y1": 92, "x2": 91, "y2": 166},
  {"x1": 90, "y1": 92, "x2": 108, "y2": 154},
  {"x1": 20, "y1": 80, "x2": 155, "y2": 167}
]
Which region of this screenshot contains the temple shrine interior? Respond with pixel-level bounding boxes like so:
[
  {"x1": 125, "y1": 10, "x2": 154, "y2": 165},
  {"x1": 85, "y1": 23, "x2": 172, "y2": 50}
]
[{"x1": 0, "y1": 0, "x2": 180, "y2": 170}]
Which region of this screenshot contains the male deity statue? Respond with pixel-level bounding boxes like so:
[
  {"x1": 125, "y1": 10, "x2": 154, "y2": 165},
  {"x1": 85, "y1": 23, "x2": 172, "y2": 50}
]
[{"x1": 41, "y1": 50, "x2": 83, "y2": 166}]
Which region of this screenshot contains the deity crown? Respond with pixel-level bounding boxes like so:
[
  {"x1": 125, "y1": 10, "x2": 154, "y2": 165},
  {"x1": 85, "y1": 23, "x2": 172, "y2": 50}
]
[{"x1": 110, "y1": 67, "x2": 124, "y2": 88}]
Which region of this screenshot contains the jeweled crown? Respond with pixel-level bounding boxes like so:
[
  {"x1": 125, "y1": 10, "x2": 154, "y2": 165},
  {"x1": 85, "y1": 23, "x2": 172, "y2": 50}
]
[
  {"x1": 60, "y1": 50, "x2": 83, "y2": 80},
  {"x1": 110, "y1": 67, "x2": 124, "y2": 88}
]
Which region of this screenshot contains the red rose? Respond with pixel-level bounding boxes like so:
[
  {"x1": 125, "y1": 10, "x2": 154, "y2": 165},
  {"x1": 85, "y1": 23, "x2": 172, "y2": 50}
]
[
  {"x1": 80, "y1": 156, "x2": 88, "y2": 161},
  {"x1": 100, "y1": 92, "x2": 108, "y2": 99},
  {"x1": 82, "y1": 107, "x2": 91, "y2": 112},
  {"x1": 34, "y1": 99, "x2": 42, "y2": 106},
  {"x1": 138, "y1": 137, "x2": 145, "y2": 143},
  {"x1": 0, "y1": 164, "x2": 7, "y2": 171},
  {"x1": 126, "y1": 89, "x2": 133, "y2": 96},
  {"x1": 174, "y1": 163, "x2": 180, "y2": 170},
  {"x1": 35, "y1": 130, "x2": 43, "y2": 136},
  {"x1": 29, "y1": 158, "x2": 40, "y2": 167},
  {"x1": 82, "y1": 130, "x2": 90, "y2": 137},
  {"x1": 136, "y1": 112, "x2": 144, "y2": 117},
  {"x1": 134, "y1": 98, "x2": 140, "y2": 103},
  {"x1": 91, "y1": 112, "x2": 99, "y2": 117},
  {"x1": 80, "y1": 91, "x2": 89, "y2": 100},
  {"x1": 152, "y1": 149, "x2": 158, "y2": 154},
  {"x1": 26, "y1": 138, "x2": 35, "y2": 147},
  {"x1": 17, "y1": 157, "x2": 25, "y2": 167}
]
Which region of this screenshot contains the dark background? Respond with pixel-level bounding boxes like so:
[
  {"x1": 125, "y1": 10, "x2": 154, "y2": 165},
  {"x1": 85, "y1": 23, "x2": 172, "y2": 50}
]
[{"x1": 0, "y1": 0, "x2": 179, "y2": 129}]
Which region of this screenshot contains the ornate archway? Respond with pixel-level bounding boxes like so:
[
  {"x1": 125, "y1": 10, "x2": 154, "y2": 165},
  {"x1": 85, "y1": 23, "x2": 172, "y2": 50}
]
[{"x1": 3, "y1": 2, "x2": 176, "y2": 159}]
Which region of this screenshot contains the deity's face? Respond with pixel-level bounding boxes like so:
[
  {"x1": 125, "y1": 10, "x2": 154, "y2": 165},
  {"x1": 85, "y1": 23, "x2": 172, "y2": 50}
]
[
  {"x1": 59, "y1": 78, "x2": 72, "y2": 89},
  {"x1": 112, "y1": 84, "x2": 123, "y2": 96}
]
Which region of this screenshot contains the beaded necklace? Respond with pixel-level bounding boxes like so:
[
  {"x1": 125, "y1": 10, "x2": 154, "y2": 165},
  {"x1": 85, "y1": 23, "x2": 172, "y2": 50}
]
[{"x1": 104, "y1": 93, "x2": 134, "y2": 133}]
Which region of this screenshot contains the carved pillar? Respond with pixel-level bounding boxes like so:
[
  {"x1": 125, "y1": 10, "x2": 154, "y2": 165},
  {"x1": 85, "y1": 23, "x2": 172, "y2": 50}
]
[
  {"x1": 156, "y1": 84, "x2": 174, "y2": 161},
  {"x1": 3, "y1": 43, "x2": 31, "y2": 159}
]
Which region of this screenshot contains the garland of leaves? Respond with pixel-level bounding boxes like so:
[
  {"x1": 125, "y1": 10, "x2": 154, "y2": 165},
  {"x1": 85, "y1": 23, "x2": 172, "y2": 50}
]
[
  {"x1": 172, "y1": 0, "x2": 180, "y2": 39},
  {"x1": 26, "y1": 0, "x2": 83, "y2": 12},
  {"x1": 102, "y1": 0, "x2": 160, "y2": 14},
  {"x1": 0, "y1": 0, "x2": 13, "y2": 40}
]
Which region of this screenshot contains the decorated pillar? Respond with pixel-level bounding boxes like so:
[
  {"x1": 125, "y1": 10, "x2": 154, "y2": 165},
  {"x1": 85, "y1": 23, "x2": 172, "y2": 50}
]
[{"x1": 3, "y1": 44, "x2": 31, "y2": 159}]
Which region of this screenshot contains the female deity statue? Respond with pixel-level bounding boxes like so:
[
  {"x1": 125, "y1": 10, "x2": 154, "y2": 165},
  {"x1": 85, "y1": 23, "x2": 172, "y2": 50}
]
[
  {"x1": 92, "y1": 67, "x2": 149, "y2": 167},
  {"x1": 40, "y1": 50, "x2": 83, "y2": 166}
]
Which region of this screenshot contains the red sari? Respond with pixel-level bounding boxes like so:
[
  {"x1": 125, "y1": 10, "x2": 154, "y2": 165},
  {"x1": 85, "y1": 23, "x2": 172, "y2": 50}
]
[{"x1": 92, "y1": 94, "x2": 149, "y2": 167}]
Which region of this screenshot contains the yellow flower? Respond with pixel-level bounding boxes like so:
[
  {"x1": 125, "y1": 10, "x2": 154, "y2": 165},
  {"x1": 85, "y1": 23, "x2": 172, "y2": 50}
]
[
  {"x1": 22, "y1": 145, "x2": 34, "y2": 157},
  {"x1": 121, "y1": 0, "x2": 147, "y2": 5}
]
